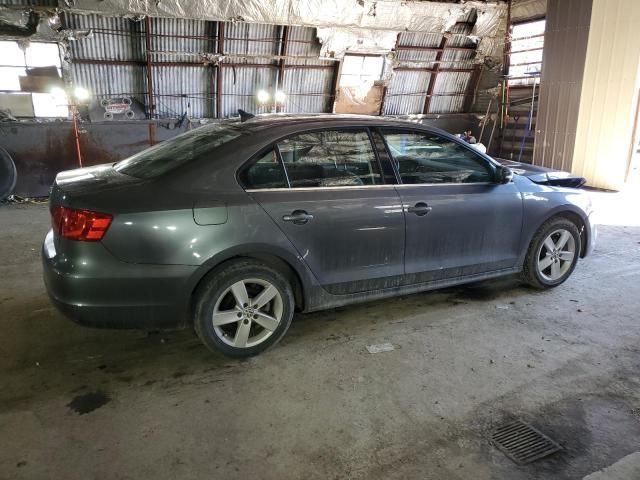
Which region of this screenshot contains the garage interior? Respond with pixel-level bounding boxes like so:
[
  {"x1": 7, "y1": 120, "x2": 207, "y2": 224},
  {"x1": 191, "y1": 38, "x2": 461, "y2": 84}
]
[{"x1": 1, "y1": 0, "x2": 640, "y2": 478}]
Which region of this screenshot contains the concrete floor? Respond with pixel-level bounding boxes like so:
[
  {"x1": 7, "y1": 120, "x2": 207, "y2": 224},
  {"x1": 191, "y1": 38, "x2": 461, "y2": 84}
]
[{"x1": 1, "y1": 192, "x2": 640, "y2": 480}]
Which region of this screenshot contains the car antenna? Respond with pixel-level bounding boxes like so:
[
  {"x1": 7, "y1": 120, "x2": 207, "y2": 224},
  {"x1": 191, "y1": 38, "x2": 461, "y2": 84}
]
[{"x1": 238, "y1": 109, "x2": 255, "y2": 122}]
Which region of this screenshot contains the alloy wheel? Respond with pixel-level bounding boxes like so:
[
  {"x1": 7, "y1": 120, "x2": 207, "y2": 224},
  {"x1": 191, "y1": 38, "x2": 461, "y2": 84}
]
[
  {"x1": 536, "y1": 228, "x2": 576, "y2": 282},
  {"x1": 211, "y1": 278, "x2": 284, "y2": 348}
]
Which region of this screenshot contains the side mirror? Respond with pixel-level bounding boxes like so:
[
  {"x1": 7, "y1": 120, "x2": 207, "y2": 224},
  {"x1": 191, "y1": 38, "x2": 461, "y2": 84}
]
[{"x1": 496, "y1": 166, "x2": 513, "y2": 184}]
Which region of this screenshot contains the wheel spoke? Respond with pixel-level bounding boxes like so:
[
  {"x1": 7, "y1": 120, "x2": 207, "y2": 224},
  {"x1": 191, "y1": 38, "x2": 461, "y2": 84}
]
[
  {"x1": 253, "y1": 311, "x2": 279, "y2": 331},
  {"x1": 538, "y1": 255, "x2": 553, "y2": 271},
  {"x1": 551, "y1": 261, "x2": 560, "y2": 279},
  {"x1": 559, "y1": 250, "x2": 574, "y2": 262},
  {"x1": 212, "y1": 310, "x2": 241, "y2": 326},
  {"x1": 230, "y1": 281, "x2": 249, "y2": 306},
  {"x1": 252, "y1": 285, "x2": 278, "y2": 309},
  {"x1": 233, "y1": 321, "x2": 251, "y2": 347},
  {"x1": 543, "y1": 236, "x2": 556, "y2": 253},
  {"x1": 556, "y1": 230, "x2": 571, "y2": 249}
]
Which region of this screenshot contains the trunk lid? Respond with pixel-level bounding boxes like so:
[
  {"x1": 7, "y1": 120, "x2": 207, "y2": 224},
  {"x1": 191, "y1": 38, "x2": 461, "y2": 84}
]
[{"x1": 48, "y1": 164, "x2": 143, "y2": 252}]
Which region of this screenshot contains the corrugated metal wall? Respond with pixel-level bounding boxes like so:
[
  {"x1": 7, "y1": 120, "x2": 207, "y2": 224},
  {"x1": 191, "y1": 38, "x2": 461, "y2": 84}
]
[
  {"x1": 13, "y1": 8, "x2": 495, "y2": 120},
  {"x1": 532, "y1": 0, "x2": 592, "y2": 172},
  {"x1": 283, "y1": 26, "x2": 336, "y2": 113},
  {"x1": 63, "y1": 15, "x2": 338, "y2": 119},
  {"x1": 571, "y1": 0, "x2": 640, "y2": 190},
  {"x1": 383, "y1": 17, "x2": 479, "y2": 116}
]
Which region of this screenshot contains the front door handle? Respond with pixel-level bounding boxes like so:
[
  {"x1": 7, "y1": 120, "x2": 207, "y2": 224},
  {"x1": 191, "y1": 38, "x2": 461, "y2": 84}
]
[
  {"x1": 406, "y1": 202, "x2": 432, "y2": 216},
  {"x1": 282, "y1": 210, "x2": 314, "y2": 225}
]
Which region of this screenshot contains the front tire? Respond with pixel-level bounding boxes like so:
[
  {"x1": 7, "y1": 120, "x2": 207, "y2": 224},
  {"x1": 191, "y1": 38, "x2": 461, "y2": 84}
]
[
  {"x1": 194, "y1": 260, "x2": 295, "y2": 357},
  {"x1": 522, "y1": 217, "x2": 581, "y2": 289}
]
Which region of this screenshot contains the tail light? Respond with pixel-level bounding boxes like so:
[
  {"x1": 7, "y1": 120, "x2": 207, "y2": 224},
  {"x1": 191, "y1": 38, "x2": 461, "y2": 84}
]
[{"x1": 52, "y1": 206, "x2": 113, "y2": 241}]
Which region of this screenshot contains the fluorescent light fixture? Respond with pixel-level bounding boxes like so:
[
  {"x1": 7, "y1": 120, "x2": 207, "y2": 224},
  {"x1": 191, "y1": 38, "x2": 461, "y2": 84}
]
[{"x1": 275, "y1": 90, "x2": 286, "y2": 103}]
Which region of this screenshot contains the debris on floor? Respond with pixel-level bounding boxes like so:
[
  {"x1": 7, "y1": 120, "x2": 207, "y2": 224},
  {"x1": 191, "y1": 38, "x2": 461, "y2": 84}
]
[{"x1": 366, "y1": 342, "x2": 395, "y2": 354}]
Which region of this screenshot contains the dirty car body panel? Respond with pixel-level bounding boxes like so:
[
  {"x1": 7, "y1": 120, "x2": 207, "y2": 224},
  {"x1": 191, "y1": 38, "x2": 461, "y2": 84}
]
[{"x1": 42, "y1": 114, "x2": 596, "y2": 329}]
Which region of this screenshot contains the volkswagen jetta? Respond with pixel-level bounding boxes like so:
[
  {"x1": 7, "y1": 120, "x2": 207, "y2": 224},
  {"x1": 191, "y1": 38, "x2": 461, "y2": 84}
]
[{"x1": 43, "y1": 115, "x2": 596, "y2": 357}]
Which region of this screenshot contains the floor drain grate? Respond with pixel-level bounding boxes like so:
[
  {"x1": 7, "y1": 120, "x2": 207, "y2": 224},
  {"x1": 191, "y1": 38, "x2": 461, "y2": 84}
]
[{"x1": 491, "y1": 419, "x2": 562, "y2": 465}]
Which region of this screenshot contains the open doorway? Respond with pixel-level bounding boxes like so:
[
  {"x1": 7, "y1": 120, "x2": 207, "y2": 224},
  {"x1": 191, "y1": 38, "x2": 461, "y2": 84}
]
[{"x1": 334, "y1": 54, "x2": 386, "y2": 115}]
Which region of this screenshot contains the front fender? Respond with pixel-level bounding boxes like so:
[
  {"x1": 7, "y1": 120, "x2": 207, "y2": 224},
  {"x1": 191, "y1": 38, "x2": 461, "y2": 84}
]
[{"x1": 518, "y1": 185, "x2": 594, "y2": 263}]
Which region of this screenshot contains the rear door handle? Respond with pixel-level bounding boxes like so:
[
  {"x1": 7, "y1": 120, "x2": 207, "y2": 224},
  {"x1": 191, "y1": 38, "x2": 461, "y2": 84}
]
[
  {"x1": 406, "y1": 202, "x2": 432, "y2": 216},
  {"x1": 282, "y1": 210, "x2": 314, "y2": 225}
]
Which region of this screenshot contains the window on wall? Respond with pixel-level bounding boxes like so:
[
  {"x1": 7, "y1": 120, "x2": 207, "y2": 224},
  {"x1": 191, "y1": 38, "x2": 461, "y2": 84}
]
[
  {"x1": 509, "y1": 19, "x2": 545, "y2": 86},
  {"x1": 339, "y1": 55, "x2": 385, "y2": 91},
  {"x1": 0, "y1": 41, "x2": 68, "y2": 117}
]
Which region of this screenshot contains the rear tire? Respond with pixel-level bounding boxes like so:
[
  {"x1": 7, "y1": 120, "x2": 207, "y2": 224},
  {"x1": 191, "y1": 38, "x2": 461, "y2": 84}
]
[
  {"x1": 522, "y1": 217, "x2": 581, "y2": 289},
  {"x1": 194, "y1": 260, "x2": 295, "y2": 357}
]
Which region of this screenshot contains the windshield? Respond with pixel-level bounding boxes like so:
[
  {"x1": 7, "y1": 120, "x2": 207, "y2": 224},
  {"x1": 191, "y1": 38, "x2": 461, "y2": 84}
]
[{"x1": 114, "y1": 123, "x2": 246, "y2": 179}]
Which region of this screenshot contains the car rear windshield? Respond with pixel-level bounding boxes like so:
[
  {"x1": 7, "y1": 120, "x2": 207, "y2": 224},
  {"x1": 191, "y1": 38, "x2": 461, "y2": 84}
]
[{"x1": 114, "y1": 123, "x2": 245, "y2": 179}]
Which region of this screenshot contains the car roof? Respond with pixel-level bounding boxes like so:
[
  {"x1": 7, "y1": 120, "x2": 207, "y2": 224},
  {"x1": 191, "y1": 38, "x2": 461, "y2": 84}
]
[{"x1": 214, "y1": 113, "x2": 448, "y2": 135}]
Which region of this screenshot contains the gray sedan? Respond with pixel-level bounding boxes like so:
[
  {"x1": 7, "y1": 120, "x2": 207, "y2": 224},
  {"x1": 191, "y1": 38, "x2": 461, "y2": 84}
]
[{"x1": 43, "y1": 115, "x2": 596, "y2": 357}]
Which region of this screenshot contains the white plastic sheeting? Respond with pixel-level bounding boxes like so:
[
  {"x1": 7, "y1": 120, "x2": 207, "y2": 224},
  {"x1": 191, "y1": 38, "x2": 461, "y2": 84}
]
[
  {"x1": 511, "y1": 0, "x2": 547, "y2": 22},
  {"x1": 66, "y1": 0, "x2": 508, "y2": 57},
  {"x1": 316, "y1": 27, "x2": 398, "y2": 57}
]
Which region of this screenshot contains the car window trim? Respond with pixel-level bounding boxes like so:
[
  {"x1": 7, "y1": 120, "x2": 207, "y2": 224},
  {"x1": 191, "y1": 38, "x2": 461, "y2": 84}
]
[
  {"x1": 369, "y1": 129, "x2": 402, "y2": 185},
  {"x1": 243, "y1": 126, "x2": 386, "y2": 192},
  {"x1": 245, "y1": 184, "x2": 400, "y2": 193},
  {"x1": 366, "y1": 128, "x2": 396, "y2": 185},
  {"x1": 273, "y1": 143, "x2": 292, "y2": 189},
  {"x1": 237, "y1": 146, "x2": 290, "y2": 190},
  {"x1": 376, "y1": 127, "x2": 498, "y2": 186}
]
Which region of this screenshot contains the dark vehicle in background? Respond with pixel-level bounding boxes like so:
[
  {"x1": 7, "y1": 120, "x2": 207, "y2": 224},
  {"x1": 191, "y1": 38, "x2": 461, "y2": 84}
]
[{"x1": 43, "y1": 115, "x2": 596, "y2": 357}]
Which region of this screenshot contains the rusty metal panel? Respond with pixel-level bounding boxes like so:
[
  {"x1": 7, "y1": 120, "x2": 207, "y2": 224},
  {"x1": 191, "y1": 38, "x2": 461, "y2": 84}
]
[
  {"x1": 283, "y1": 67, "x2": 334, "y2": 112},
  {"x1": 150, "y1": 17, "x2": 215, "y2": 63},
  {"x1": 533, "y1": 0, "x2": 592, "y2": 173},
  {"x1": 72, "y1": 62, "x2": 145, "y2": 103},
  {"x1": 397, "y1": 32, "x2": 442, "y2": 48},
  {"x1": 286, "y1": 26, "x2": 334, "y2": 66},
  {"x1": 220, "y1": 65, "x2": 276, "y2": 117},
  {"x1": 397, "y1": 49, "x2": 438, "y2": 64},
  {"x1": 440, "y1": 49, "x2": 475, "y2": 69},
  {"x1": 3, "y1": 120, "x2": 189, "y2": 197},
  {"x1": 223, "y1": 22, "x2": 278, "y2": 65},
  {"x1": 287, "y1": 26, "x2": 319, "y2": 57},
  {"x1": 66, "y1": 13, "x2": 144, "y2": 61},
  {"x1": 384, "y1": 70, "x2": 431, "y2": 115},
  {"x1": 430, "y1": 70, "x2": 471, "y2": 113},
  {"x1": 152, "y1": 65, "x2": 214, "y2": 118}
]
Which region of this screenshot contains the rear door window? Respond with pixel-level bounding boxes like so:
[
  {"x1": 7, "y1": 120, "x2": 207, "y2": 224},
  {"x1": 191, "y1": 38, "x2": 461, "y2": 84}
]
[
  {"x1": 238, "y1": 149, "x2": 288, "y2": 189},
  {"x1": 382, "y1": 130, "x2": 492, "y2": 184},
  {"x1": 277, "y1": 130, "x2": 382, "y2": 188}
]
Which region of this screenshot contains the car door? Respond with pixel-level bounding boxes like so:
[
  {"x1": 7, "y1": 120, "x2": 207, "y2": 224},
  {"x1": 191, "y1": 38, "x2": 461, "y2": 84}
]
[
  {"x1": 376, "y1": 128, "x2": 523, "y2": 282},
  {"x1": 240, "y1": 128, "x2": 405, "y2": 294}
]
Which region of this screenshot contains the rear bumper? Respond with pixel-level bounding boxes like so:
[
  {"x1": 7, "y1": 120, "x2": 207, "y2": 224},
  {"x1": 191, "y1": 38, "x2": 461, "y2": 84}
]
[{"x1": 42, "y1": 230, "x2": 197, "y2": 329}]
